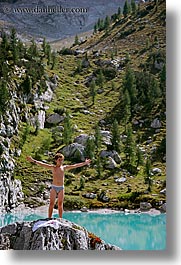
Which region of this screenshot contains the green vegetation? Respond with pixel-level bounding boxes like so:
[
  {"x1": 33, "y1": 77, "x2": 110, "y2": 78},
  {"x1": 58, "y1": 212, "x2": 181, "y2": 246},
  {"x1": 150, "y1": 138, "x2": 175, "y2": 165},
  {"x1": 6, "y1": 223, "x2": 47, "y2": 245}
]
[{"x1": 0, "y1": 0, "x2": 166, "y2": 210}]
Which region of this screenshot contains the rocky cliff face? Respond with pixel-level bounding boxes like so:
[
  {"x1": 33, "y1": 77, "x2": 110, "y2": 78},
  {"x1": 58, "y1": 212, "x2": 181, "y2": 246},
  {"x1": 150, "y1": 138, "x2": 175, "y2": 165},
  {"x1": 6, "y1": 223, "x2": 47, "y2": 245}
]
[
  {"x1": 0, "y1": 218, "x2": 121, "y2": 250},
  {"x1": 0, "y1": 88, "x2": 24, "y2": 212},
  {"x1": 0, "y1": 74, "x2": 58, "y2": 213}
]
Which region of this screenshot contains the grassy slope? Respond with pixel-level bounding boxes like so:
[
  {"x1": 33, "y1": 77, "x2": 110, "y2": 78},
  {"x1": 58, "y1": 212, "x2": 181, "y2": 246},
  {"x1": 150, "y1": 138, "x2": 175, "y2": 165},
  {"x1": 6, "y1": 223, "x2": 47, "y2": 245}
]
[{"x1": 14, "y1": 0, "x2": 166, "y2": 210}]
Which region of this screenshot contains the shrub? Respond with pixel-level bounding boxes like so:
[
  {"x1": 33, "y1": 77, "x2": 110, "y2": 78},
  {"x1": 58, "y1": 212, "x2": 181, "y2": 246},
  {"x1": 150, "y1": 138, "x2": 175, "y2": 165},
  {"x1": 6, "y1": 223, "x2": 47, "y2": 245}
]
[
  {"x1": 63, "y1": 195, "x2": 85, "y2": 210},
  {"x1": 54, "y1": 107, "x2": 65, "y2": 115},
  {"x1": 59, "y1": 47, "x2": 76, "y2": 55},
  {"x1": 118, "y1": 191, "x2": 141, "y2": 202}
]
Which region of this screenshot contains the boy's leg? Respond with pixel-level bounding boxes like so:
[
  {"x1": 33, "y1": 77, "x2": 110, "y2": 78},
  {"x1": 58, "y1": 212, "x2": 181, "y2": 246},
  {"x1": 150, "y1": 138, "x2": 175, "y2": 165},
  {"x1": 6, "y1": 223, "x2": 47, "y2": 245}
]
[
  {"x1": 58, "y1": 190, "x2": 64, "y2": 218},
  {"x1": 48, "y1": 188, "x2": 56, "y2": 218}
]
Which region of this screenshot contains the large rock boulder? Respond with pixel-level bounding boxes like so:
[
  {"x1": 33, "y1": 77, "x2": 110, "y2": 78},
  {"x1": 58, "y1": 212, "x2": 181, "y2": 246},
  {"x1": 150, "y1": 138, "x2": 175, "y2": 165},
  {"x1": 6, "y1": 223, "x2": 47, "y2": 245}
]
[
  {"x1": 74, "y1": 134, "x2": 89, "y2": 146},
  {"x1": 151, "y1": 118, "x2": 161, "y2": 129},
  {"x1": 100, "y1": 150, "x2": 121, "y2": 164},
  {"x1": 46, "y1": 113, "x2": 64, "y2": 124},
  {"x1": 60, "y1": 143, "x2": 85, "y2": 161},
  {"x1": 0, "y1": 219, "x2": 121, "y2": 250}
]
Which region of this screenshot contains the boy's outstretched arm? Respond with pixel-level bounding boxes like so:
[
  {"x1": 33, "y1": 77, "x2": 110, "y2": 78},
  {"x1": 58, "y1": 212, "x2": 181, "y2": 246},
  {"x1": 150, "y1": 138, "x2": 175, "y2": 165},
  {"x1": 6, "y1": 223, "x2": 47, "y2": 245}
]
[
  {"x1": 64, "y1": 158, "x2": 91, "y2": 171},
  {"x1": 26, "y1": 156, "x2": 53, "y2": 169}
]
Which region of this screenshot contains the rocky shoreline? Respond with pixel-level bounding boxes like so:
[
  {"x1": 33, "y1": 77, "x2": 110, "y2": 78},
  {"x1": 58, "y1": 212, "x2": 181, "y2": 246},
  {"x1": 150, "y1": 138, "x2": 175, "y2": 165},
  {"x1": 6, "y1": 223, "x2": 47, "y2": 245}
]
[
  {"x1": 4, "y1": 202, "x2": 166, "y2": 217},
  {"x1": 0, "y1": 217, "x2": 121, "y2": 250}
]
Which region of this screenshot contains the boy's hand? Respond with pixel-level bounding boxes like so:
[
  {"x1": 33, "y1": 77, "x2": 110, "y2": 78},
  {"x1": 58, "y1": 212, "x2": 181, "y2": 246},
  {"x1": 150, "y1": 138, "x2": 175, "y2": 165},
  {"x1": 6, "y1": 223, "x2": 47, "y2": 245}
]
[{"x1": 85, "y1": 159, "x2": 91, "y2": 165}]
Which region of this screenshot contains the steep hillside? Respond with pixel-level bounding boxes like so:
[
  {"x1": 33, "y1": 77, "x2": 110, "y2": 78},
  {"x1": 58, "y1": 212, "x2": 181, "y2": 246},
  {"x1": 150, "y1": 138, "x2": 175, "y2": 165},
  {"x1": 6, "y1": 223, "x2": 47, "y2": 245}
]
[{"x1": 0, "y1": 0, "x2": 166, "y2": 212}]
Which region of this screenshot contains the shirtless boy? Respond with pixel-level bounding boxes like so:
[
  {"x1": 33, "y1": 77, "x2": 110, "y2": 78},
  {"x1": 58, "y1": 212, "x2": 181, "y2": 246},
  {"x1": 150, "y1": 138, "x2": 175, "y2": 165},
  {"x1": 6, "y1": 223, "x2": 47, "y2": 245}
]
[{"x1": 26, "y1": 153, "x2": 91, "y2": 218}]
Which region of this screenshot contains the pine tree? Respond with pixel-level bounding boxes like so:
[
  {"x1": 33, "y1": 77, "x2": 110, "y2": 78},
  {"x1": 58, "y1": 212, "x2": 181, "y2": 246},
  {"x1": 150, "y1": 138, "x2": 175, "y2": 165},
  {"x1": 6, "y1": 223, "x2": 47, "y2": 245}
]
[
  {"x1": 160, "y1": 64, "x2": 166, "y2": 94},
  {"x1": 122, "y1": 66, "x2": 137, "y2": 108},
  {"x1": 98, "y1": 19, "x2": 104, "y2": 31},
  {"x1": 51, "y1": 51, "x2": 57, "y2": 70},
  {"x1": 96, "y1": 70, "x2": 105, "y2": 88},
  {"x1": 29, "y1": 39, "x2": 39, "y2": 58},
  {"x1": 63, "y1": 111, "x2": 73, "y2": 145},
  {"x1": 136, "y1": 146, "x2": 144, "y2": 168},
  {"x1": 46, "y1": 43, "x2": 51, "y2": 65},
  {"x1": 97, "y1": 18, "x2": 101, "y2": 29},
  {"x1": 0, "y1": 80, "x2": 9, "y2": 115},
  {"x1": 17, "y1": 39, "x2": 25, "y2": 59},
  {"x1": 124, "y1": 123, "x2": 136, "y2": 165},
  {"x1": 104, "y1": 16, "x2": 110, "y2": 30},
  {"x1": 0, "y1": 32, "x2": 9, "y2": 61},
  {"x1": 10, "y1": 28, "x2": 18, "y2": 63},
  {"x1": 21, "y1": 75, "x2": 32, "y2": 94},
  {"x1": 150, "y1": 77, "x2": 161, "y2": 99},
  {"x1": 123, "y1": 89, "x2": 131, "y2": 127},
  {"x1": 111, "y1": 119, "x2": 121, "y2": 152},
  {"x1": 94, "y1": 124, "x2": 102, "y2": 150},
  {"x1": 90, "y1": 79, "x2": 97, "y2": 105},
  {"x1": 144, "y1": 157, "x2": 152, "y2": 191},
  {"x1": 74, "y1": 35, "x2": 79, "y2": 45},
  {"x1": 94, "y1": 23, "x2": 98, "y2": 34},
  {"x1": 123, "y1": 0, "x2": 131, "y2": 17},
  {"x1": 20, "y1": 123, "x2": 30, "y2": 148},
  {"x1": 125, "y1": 52, "x2": 131, "y2": 64},
  {"x1": 79, "y1": 176, "x2": 85, "y2": 190},
  {"x1": 75, "y1": 59, "x2": 82, "y2": 74},
  {"x1": 85, "y1": 137, "x2": 95, "y2": 160},
  {"x1": 2, "y1": 62, "x2": 9, "y2": 80},
  {"x1": 118, "y1": 7, "x2": 122, "y2": 17},
  {"x1": 131, "y1": 0, "x2": 137, "y2": 14}
]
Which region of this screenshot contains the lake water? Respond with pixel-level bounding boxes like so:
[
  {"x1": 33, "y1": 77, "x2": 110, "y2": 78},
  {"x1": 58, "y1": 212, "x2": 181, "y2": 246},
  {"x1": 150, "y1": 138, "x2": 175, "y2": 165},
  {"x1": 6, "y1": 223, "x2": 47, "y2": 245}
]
[{"x1": 0, "y1": 211, "x2": 166, "y2": 250}]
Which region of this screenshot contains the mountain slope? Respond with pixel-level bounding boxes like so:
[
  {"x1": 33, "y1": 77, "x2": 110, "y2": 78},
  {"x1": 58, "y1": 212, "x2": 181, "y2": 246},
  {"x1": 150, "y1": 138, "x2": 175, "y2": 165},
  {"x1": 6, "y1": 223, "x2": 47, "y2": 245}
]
[{"x1": 0, "y1": 0, "x2": 125, "y2": 41}]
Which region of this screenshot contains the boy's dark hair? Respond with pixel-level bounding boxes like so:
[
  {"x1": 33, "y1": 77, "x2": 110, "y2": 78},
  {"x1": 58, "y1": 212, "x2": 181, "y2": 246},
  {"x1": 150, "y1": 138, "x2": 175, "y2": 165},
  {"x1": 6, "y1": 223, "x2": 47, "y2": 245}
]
[{"x1": 53, "y1": 153, "x2": 64, "y2": 164}]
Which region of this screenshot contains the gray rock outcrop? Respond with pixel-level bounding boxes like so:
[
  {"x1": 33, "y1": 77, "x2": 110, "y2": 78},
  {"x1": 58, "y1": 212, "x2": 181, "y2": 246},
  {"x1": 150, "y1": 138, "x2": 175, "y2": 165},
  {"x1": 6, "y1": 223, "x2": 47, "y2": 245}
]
[
  {"x1": 0, "y1": 73, "x2": 58, "y2": 212},
  {"x1": 100, "y1": 150, "x2": 121, "y2": 164},
  {"x1": 140, "y1": 202, "x2": 152, "y2": 211},
  {"x1": 0, "y1": 1, "x2": 125, "y2": 41},
  {"x1": 151, "y1": 118, "x2": 161, "y2": 129},
  {"x1": 0, "y1": 90, "x2": 24, "y2": 212},
  {"x1": 0, "y1": 218, "x2": 121, "y2": 250},
  {"x1": 46, "y1": 113, "x2": 64, "y2": 124},
  {"x1": 60, "y1": 143, "x2": 85, "y2": 161}
]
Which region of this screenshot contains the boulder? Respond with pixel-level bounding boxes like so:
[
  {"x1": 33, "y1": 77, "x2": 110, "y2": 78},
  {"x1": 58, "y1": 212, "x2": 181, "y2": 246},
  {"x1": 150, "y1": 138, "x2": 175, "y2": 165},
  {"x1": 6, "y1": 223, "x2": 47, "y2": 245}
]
[
  {"x1": 140, "y1": 202, "x2": 152, "y2": 211},
  {"x1": 0, "y1": 234, "x2": 11, "y2": 250},
  {"x1": 160, "y1": 188, "x2": 166, "y2": 195},
  {"x1": 82, "y1": 193, "x2": 97, "y2": 199},
  {"x1": 74, "y1": 134, "x2": 89, "y2": 146},
  {"x1": 100, "y1": 150, "x2": 121, "y2": 164},
  {"x1": 115, "y1": 177, "x2": 127, "y2": 183},
  {"x1": 152, "y1": 168, "x2": 162, "y2": 175},
  {"x1": 60, "y1": 143, "x2": 85, "y2": 161},
  {"x1": 151, "y1": 118, "x2": 161, "y2": 129},
  {"x1": 46, "y1": 113, "x2": 64, "y2": 124},
  {"x1": 0, "y1": 219, "x2": 121, "y2": 250},
  {"x1": 100, "y1": 130, "x2": 112, "y2": 145},
  {"x1": 105, "y1": 157, "x2": 117, "y2": 169},
  {"x1": 159, "y1": 203, "x2": 166, "y2": 212}
]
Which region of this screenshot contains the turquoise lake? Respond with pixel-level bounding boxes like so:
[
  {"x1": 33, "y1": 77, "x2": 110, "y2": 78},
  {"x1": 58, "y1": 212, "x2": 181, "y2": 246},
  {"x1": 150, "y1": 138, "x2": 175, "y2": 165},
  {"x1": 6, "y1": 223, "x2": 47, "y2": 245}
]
[{"x1": 0, "y1": 211, "x2": 166, "y2": 250}]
